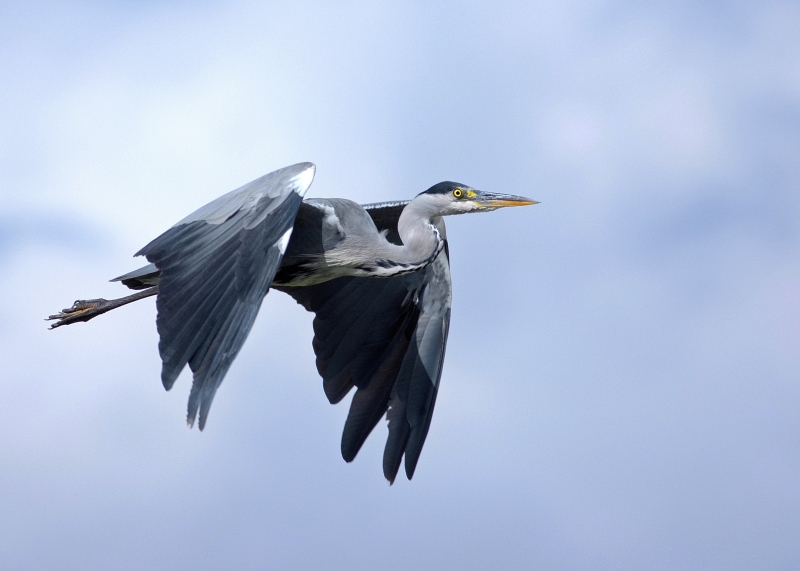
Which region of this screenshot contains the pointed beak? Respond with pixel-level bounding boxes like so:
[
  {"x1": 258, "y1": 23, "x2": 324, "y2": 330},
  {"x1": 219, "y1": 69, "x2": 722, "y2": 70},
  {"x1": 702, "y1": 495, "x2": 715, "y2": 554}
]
[{"x1": 473, "y1": 191, "x2": 539, "y2": 210}]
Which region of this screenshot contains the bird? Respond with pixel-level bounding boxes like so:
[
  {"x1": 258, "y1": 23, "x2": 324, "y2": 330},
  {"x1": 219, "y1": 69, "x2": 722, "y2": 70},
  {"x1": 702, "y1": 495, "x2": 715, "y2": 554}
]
[{"x1": 47, "y1": 162, "x2": 537, "y2": 483}]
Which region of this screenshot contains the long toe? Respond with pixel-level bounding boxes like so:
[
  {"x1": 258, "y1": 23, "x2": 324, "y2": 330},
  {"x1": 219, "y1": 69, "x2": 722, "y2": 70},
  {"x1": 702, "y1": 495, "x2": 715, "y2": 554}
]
[{"x1": 46, "y1": 299, "x2": 106, "y2": 328}]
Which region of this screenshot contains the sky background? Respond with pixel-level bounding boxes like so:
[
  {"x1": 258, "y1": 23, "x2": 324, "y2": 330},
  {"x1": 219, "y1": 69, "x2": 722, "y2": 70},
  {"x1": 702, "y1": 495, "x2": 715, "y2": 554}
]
[{"x1": 1, "y1": 1, "x2": 799, "y2": 569}]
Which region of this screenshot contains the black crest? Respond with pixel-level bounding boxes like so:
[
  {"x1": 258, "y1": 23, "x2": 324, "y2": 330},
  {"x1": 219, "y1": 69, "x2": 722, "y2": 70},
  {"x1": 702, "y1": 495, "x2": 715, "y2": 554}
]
[{"x1": 419, "y1": 181, "x2": 466, "y2": 196}]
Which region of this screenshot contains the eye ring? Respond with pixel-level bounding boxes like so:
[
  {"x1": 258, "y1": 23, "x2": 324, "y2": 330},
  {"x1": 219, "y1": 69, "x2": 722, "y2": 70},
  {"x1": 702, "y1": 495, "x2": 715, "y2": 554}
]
[{"x1": 453, "y1": 188, "x2": 463, "y2": 198}]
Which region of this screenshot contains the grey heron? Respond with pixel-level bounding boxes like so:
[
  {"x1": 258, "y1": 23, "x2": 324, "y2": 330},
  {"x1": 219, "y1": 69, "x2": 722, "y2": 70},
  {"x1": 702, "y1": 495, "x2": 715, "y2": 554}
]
[{"x1": 48, "y1": 163, "x2": 537, "y2": 483}]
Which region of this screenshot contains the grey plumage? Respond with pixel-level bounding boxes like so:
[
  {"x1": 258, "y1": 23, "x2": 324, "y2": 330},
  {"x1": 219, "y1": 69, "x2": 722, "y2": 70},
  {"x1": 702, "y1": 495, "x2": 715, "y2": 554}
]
[{"x1": 48, "y1": 162, "x2": 537, "y2": 482}]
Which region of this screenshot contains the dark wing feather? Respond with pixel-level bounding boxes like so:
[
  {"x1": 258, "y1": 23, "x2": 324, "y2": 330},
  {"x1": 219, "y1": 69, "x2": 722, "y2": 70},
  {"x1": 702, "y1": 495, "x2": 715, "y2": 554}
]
[
  {"x1": 383, "y1": 244, "x2": 451, "y2": 481},
  {"x1": 136, "y1": 163, "x2": 314, "y2": 429},
  {"x1": 275, "y1": 202, "x2": 451, "y2": 482}
]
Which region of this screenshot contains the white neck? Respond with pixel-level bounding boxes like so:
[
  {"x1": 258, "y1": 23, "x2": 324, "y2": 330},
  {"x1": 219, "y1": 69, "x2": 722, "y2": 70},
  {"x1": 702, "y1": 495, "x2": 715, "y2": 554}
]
[{"x1": 353, "y1": 194, "x2": 445, "y2": 277}]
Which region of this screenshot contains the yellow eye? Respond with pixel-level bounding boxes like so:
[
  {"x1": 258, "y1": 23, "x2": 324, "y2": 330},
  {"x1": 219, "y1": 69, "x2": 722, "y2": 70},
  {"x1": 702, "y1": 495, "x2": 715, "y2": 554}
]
[{"x1": 453, "y1": 188, "x2": 463, "y2": 198}]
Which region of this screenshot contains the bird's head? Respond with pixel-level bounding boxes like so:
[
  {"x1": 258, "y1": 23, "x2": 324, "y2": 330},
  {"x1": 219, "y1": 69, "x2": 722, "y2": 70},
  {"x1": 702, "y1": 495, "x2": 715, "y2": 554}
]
[{"x1": 417, "y1": 181, "x2": 538, "y2": 217}]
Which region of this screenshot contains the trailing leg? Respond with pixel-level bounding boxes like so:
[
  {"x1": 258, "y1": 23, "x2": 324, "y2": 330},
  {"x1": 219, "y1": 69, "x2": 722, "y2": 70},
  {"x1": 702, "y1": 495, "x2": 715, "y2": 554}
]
[{"x1": 47, "y1": 286, "x2": 158, "y2": 329}]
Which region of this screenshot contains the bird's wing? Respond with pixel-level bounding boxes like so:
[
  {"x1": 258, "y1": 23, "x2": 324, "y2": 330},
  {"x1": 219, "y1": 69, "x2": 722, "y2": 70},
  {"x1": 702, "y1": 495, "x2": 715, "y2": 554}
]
[
  {"x1": 136, "y1": 162, "x2": 315, "y2": 429},
  {"x1": 275, "y1": 201, "x2": 451, "y2": 482}
]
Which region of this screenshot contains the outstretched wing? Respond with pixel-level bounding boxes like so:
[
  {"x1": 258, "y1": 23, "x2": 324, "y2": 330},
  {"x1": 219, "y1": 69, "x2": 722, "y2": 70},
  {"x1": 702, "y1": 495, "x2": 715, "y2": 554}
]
[
  {"x1": 276, "y1": 202, "x2": 451, "y2": 483},
  {"x1": 136, "y1": 162, "x2": 315, "y2": 429}
]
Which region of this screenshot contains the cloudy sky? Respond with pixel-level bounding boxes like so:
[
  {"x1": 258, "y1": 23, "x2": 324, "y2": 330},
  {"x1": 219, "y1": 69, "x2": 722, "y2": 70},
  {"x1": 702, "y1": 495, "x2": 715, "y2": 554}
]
[{"x1": 1, "y1": 1, "x2": 799, "y2": 569}]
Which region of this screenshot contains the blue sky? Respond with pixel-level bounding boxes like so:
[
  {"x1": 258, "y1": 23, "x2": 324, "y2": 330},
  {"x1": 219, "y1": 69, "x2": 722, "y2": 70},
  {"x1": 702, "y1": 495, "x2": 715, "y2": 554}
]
[{"x1": 1, "y1": 1, "x2": 799, "y2": 569}]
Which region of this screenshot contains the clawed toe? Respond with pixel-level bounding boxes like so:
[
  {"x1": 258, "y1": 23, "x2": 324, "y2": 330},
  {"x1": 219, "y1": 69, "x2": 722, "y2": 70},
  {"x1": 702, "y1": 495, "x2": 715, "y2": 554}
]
[
  {"x1": 47, "y1": 299, "x2": 108, "y2": 329},
  {"x1": 46, "y1": 287, "x2": 158, "y2": 330}
]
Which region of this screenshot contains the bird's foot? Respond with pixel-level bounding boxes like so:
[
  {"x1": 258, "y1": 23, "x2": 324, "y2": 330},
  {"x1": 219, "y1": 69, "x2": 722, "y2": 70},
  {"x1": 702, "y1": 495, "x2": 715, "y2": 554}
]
[
  {"x1": 46, "y1": 286, "x2": 158, "y2": 330},
  {"x1": 46, "y1": 298, "x2": 113, "y2": 329}
]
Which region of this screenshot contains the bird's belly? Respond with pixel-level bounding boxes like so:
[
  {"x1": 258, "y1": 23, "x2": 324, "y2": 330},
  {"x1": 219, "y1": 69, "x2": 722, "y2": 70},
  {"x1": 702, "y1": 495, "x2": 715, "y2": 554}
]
[{"x1": 271, "y1": 260, "x2": 354, "y2": 287}]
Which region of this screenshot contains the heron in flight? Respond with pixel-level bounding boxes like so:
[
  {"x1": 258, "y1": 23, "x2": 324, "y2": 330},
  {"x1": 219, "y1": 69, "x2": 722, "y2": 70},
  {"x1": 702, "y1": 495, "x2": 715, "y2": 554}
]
[{"x1": 48, "y1": 163, "x2": 537, "y2": 483}]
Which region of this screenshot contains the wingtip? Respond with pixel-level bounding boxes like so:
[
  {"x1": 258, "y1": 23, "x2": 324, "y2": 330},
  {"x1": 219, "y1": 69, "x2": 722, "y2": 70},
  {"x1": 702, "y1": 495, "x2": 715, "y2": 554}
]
[
  {"x1": 404, "y1": 453, "x2": 420, "y2": 481},
  {"x1": 185, "y1": 412, "x2": 207, "y2": 431},
  {"x1": 341, "y1": 440, "x2": 358, "y2": 463}
]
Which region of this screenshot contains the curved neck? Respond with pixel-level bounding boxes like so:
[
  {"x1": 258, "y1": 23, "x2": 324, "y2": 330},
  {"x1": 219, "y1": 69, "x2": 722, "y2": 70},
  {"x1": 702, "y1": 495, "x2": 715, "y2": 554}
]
[
  {"x1": 350, "y1": 196, "x2": 444, "y2": 278},
  {"x1": 395, "y1": 197, "x2": 443, "y2": 263}
]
